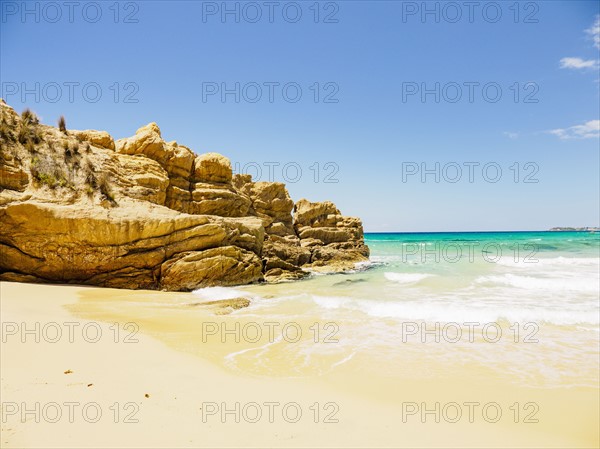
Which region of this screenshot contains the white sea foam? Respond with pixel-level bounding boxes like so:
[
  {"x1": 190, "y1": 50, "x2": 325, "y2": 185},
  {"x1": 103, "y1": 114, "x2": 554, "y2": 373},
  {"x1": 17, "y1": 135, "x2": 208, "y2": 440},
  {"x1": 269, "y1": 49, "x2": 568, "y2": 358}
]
[
  {"x1": 192, "y1": 286, "x2": 250, "y2": 300},
  {"x1": 354, "y1": 260, "x2": 375, "y2": 270},
  {"x1": 312, "y1": 295, "x2": 353, "y2": 310},
  {"x1": 366, "y1": 302, "x2": 598, "y2": 325},
  {"x1": 369, "y1": 255, "x2": 413, "y2": 264},
  {"x1": 475, "y1": 273, "x2": 599, "y2": 293},
  {"x1": 310, "y1": 294, "x2": 599, "y2": 325},
  {"x1": 340, "y1": 260, "x2": 378, "y2": 274},
  {"x1": 330, "y1": 351, "x2": 356, "y2": 369},
  {"x1": 302, "y1": 261, "x2": 377, "y2": 276},
  {"x1": 384, "y1": 272, "x2": 434, "y2": 284},
  {"x1": 496, "y1": 256, "x2": 600, "y2": 268}
]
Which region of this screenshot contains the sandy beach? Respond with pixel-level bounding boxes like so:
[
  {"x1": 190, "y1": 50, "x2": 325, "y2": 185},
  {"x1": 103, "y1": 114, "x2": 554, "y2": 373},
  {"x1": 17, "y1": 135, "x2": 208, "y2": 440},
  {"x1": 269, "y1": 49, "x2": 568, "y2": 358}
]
[
  {"x1": 1, "y1": 281, "x2": 597, "y2": 448},
  {"x1": 2, "y1": 1, "x2": 600, "y2": 447}
]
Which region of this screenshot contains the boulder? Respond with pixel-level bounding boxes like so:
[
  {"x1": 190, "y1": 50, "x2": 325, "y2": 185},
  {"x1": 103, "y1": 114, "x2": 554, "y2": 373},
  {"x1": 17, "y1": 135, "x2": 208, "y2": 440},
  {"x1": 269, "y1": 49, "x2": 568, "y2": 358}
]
[
  {"x1": 193, "y1": 152, "x2": 232, "y2": 184},
  {"x1": 293, "y1": 199, "x2": 340, "y2": 228},
  {"x1": 116, "y1": 122, "x2": 168, "y2": 163},
  {"x1": 0, "y1": 201, "x2": 236, "y2": 290},
  {"x1": 70, "y1": 129, "x2": 115, "y2": 151},
  {"x1": 164, "y1": 142, "x2": 195, "y2": 179},
  {"x1": 160, "y1": 246, "x2": 263, "y2": 291}
]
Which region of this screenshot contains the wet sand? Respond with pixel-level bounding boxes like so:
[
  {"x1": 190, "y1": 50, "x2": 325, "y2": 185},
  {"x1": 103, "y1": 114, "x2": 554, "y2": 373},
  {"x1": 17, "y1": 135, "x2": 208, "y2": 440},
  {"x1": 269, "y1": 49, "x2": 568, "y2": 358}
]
[{"x1": 1, "y1": 281, "x2": 598, "y2": 448}]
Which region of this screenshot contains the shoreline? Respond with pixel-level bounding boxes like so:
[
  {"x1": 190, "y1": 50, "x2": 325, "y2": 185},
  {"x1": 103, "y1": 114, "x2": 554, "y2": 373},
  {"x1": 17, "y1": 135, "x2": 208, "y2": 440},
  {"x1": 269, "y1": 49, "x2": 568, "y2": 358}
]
[{"x1": 1, "y1": 281, "x2": 598, "y2": 448}]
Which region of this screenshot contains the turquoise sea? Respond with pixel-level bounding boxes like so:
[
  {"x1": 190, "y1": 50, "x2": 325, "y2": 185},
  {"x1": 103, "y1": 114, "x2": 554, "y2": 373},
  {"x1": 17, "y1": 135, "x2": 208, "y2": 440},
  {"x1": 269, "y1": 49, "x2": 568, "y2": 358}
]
[
  {"x1": 73, "y1": 230, "x2": 600, "y2": 446},
  {"x1": 82, "y1": 231, "x2": 600, "y2": 389},
  {"x1": 234, "y1": 231, "x2": 600, "y2": 326},
  {"x1": 361, "y1": 231, "x2": 600, "y2": 325},
  {"x1": 221, "y1": 231, "x2": 600, "y2": 386}
]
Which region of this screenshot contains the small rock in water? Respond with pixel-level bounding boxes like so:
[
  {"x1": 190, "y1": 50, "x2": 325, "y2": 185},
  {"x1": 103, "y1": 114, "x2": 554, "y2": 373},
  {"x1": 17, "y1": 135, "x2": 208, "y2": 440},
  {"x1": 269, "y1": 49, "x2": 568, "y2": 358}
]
[
  {"x1": 333, "y1": 278, "x2": 366, "y2": 286},
  {"x1": 188, "y1": 297, "x2": 250, "y2": 311}
]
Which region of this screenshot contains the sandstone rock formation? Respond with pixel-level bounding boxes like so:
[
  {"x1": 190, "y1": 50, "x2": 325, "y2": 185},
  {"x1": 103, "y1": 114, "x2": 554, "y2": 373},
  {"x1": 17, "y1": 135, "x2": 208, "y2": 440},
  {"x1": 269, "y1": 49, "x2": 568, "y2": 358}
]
[
  {"x1": 70, "y1": 129, "x2": 115, "y2": 151},
  {"x1": 232, "y1": 176, "x2": 312, "y2": 282},
  {"x1": 294, "y1": 199, "x2": 370, "y2": 271},
  {"x1": 189, "y1": 153, "x2": 251, "y2": 217},
  {"x1": 0, "y1": 99, "x2": 369, "y2": 291}
]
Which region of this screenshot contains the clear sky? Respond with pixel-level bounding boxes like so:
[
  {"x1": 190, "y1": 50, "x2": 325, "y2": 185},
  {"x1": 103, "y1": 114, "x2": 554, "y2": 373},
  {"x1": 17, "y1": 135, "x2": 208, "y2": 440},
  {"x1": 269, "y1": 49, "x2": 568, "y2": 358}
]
[{"x1": 1, "y1": 0, "x2": 599, "y2": 231}]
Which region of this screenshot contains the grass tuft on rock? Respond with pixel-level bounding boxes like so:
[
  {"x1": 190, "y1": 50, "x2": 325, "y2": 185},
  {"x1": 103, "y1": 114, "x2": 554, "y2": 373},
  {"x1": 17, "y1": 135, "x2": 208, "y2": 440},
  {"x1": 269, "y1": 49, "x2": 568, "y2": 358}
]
[{"x1": 58, "y1": 116, "x2": 67, "y2": 134}]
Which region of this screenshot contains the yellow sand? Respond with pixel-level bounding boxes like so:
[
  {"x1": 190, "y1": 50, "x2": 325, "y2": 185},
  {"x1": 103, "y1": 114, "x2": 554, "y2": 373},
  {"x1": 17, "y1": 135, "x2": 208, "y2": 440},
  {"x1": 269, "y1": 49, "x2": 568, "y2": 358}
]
[{"x1": 1, "y1": 281, "x2": 598, "y2": 448}]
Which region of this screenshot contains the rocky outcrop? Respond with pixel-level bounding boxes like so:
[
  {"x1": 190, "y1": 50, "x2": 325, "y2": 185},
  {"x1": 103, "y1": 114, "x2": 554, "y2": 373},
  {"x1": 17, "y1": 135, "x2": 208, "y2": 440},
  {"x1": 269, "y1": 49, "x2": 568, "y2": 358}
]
[
  {"x1": 0, "y1": 99, "x2": 369, "y2": 291},
  {"x1": 0, "y1": 152, "x2": 29, "y2": 192},
  {"x1": 114, "y1": 154, "x2": 169, "y2": 206},
  {"x1": 160, "y1": 246, "x2": 262, "y2": 291},
  {"x1": 189, "y1": 154, "x2": 251, "y2": 217},
  {"x1": 294, "y1": 199, "x2": 369, "y2": 272},
  {"x1": 0, "y1": 201, "x2": 264, "y2": 290},
  {"x1": 233, "y1": 176, "x2": 311, "y2": 282},
  {"x1": 70, "y1": 129, "x2": 115, "y2": 151}
]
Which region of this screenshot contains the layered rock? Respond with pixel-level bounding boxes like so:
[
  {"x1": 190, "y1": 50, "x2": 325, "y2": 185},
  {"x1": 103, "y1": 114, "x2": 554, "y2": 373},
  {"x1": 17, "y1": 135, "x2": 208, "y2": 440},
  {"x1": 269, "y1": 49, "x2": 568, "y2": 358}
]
[
  {"x1": 0, "y1": 99, "x2": 368, "y2": 291},
  {"x1": 0, "y1": 201, "x2": 264, "y2": 290},
  {"x1": 0, "y1": 102, "x2": 29, "y2": 192},
  {"x1": 233, "y1": 175, "x2": 311, "y2": 282},
  {"x1": 0, "y1": 151, "x2": 29, "y2": 192},
  {"x1": 70, "y1": 129, "x2": 115, "y2": 151},
  {"x1": 160, "y1": 246, "x2": 262, "y2": 291},
  {"x1": 189, "y1": 153, "x2": 251, "y2": 217},
  {"x1": 114, "y1": 154, "x2": 169, "y2": 205},
  {"x1": 294, "y1": 199, "x2": 370, "y2": 272},
  {"x1": 115, "y1": 123, "x2": 196, "y2": 213}
]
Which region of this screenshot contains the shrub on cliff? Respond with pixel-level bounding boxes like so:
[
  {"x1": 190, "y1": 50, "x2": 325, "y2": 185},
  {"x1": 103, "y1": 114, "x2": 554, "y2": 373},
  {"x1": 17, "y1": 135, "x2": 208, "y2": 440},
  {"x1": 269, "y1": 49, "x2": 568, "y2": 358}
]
[
  {"x1": 0, "y1": 114, "x2": 15, "y2": 143},
  {"x1": 21, "y1": 109, "x2": 39, "y2": 126},
  {"x1": 30, "y1": 154, "x2": 73, "y2": 190},
  {"x1": 18, "y1": 109, "x2": 42, "y2": 146},
  {"x1": 98, "y1": 174, "x2": 116, "y2": 204},
  {"x1": 58, "y1": 116, "x2": 67, "y2": 134}
]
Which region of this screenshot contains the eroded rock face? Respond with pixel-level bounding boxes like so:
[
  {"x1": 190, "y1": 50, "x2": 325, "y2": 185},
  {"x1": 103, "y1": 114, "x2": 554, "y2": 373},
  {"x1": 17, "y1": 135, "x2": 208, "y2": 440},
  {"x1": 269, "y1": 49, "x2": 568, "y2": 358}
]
[
  {"x1": 70, "y1": 129, "x2": 115, "y2": 151},
  {"x1": 0, "y1": 101, "x2": 29, "y2": 192},
  {"x1": 190, "y1": 182, "x2": 251, "y2": 217},
  {"x1": 232, "y1": 175, "x2": 311, "y2": 282},
  {"x1": 0, "y1": 100, "x2": 369, "y2": 291},
  {"x1": 194, "y1": 152, "x2": 232, "y2": 184},
  {"x1": 160, "y1": 246, "x2": 263, "y2": 291},
  {"x1": 293, "y1": 198, "x2": 370, "y2": 272},
  {"x1": 0, "y1": 201, "x2": 265, "y2": 290},
  {"x1": 0, "y1": 152, "x2": 29, "y2": 192},
  {"x1": 114, "y1": 154, "x2": 169, "y2": 205},
  {"x1": 189, "y1": 153, "x2": 251, "y2": 217},
  {"x1": 116, "y1": 122, "x2": 166, "y2": 162}
]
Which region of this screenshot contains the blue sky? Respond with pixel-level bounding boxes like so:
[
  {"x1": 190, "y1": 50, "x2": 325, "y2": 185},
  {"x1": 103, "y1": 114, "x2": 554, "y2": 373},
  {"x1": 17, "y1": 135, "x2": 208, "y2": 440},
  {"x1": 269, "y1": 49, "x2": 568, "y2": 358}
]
[{"x1": 1, "y1": 0, "x2": 599, "y2": 231}]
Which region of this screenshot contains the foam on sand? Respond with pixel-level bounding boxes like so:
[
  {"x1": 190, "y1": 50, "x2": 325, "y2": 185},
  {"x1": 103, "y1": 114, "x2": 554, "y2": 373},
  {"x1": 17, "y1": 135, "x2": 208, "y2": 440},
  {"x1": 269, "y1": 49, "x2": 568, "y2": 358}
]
[{"x1": 384, "y1": 272, "x2": 434, "y2": 284}]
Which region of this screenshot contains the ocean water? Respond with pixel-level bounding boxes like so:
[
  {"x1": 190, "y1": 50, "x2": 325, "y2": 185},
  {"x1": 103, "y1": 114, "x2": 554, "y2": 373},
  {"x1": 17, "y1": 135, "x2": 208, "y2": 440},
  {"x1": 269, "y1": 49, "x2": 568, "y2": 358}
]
[
  {"x1": 219, "y1": 231, "x2": 600, "y2": 387},
  {"x1": 361, "y1": 231, "x2": 600, "y2": 325},
  {"x1": 76, "y1": 231, "x2": 600, "y2": 390}
]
